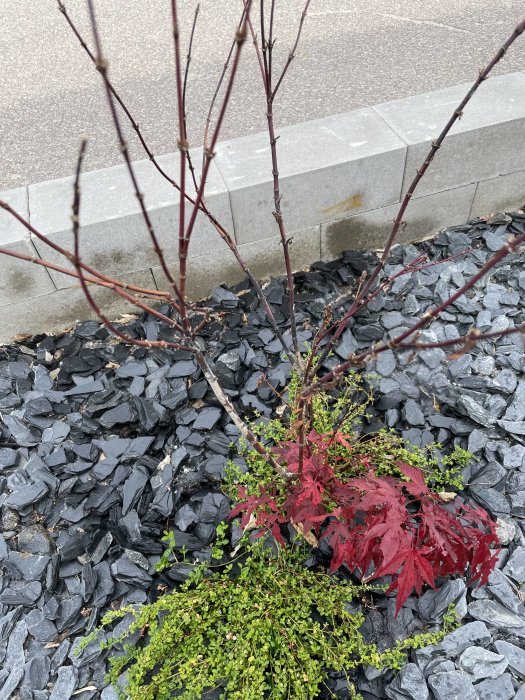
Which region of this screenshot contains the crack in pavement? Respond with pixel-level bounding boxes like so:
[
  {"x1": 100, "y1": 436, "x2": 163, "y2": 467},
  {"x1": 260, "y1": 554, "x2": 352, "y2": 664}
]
[
  {"x1": 379, "y1": 12, "x2": 473, "y2": 35},
  {"x1": 310, "y1": 8, "x2": 473, "y2": 36}
]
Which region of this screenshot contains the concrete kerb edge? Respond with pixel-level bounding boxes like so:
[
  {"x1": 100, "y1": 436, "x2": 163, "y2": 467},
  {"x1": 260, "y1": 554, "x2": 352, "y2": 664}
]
[{"x1": 1, "y1": 71, "x2": 525, "y2": 340}]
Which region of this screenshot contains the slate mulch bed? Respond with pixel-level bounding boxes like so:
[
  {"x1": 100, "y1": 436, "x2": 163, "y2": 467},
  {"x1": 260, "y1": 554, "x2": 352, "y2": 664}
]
[{"x1": 1, "y1": 211, "x2": 525, "y2": 700}]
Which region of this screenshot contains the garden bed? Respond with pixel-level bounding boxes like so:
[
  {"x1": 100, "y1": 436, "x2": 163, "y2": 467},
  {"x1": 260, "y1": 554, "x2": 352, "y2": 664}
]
[{"x1": 1, "y1": 210, "x2": 525, "y2": 700}]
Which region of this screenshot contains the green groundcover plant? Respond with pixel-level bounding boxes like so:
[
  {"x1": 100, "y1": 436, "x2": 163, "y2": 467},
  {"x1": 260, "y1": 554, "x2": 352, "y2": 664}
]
[
  {"x1": 84, "y1": 371, "x2": 495, "y2": 700},
  {"x1": 89, "y1": 541, "x2": 458, "y2": 700},
  {"x1": 227, "y1": 371, "x2": 498, "y2": 614}
]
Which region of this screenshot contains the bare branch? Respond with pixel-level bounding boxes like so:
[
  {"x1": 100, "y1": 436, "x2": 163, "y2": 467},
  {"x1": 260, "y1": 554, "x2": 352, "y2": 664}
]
[
  {"x1": 271, "y1": 0, "x2": 312, "y2": 100},
  {"x1": 69, "y1": 139, "x2": 191, "y2": 350},
  {"x1": 203, "y1": 5, "x2": 247, "y2": 157},
  {"x1": 0, "y1": 199, "x2": 172, "y2": 300},
  {"x1": 87, "y1": 0, "x2": 185, "y2": 308},
  {"x1": 72, "y1": 136, "x2": 88, "y2": 263},
  {"x1": 244, "y1": 3, "x2": 266, "y2": 85},
  {"x1": 246, "y1": 3, "x2": 303, "y2": 362},
  {"x1": 310, "y1": 16, "x2": 525, "y2": 377},
  {"x1": 355, "y1": 17, "x2": 525, "y2": 307},
  {"x1": 302, "y1": 232, "x2": 525, "y2": 398},
  {"x1": 57, "y1": 0, "x2": 290, "y2": 356},
  {"x1": 260, "y1": 0, "x2": 270, "y2": 89},
  {"x1": 183, "y1": 3, "x2": 200, "y2": 192},
  {"x1": 170, "y1": 1, "x2": 189, "y2": 302},
  {"x1": 183, "y1": 1, "x2": 253, "y2": 248},
  {"x1": 268, "y1": 0, "x2": 276, "y2": 82}
]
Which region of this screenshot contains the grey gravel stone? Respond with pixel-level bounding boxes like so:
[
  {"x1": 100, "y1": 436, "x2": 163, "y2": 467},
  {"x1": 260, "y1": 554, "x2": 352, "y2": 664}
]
[
  {"x1": 457, "y1": 396, "x2": 495, "y2": 427},
  {"x1": 503, "y1": 381, "x2": 525, "y2": 421},
  {"x1": 385, "y1": 663, "x2": 428, "y2": 700},
  {"x1": 473, "y1": 673, "x2": 515, "y2": 700},
  {"x1": 424, "y1": 658, "x2": 456, "y2": 677},
  {"x1": 497, "y1": 420, "x2": 525, "y2": 436},
  {"x1": 49, "y1": 665, "x2": 78, "y2": 700},
  {"x1": 420, "y1": 347, "x2": 446, "y2": 369},
  {"x1": 437, "y1": 621, "x2": 492, "y2": 657},
  {"x1": 0, "y1": 447, "x2": 17, "y2": 468},
  {"x1": 419, "y1": 579, "x2": 467, "y2": 622},
  {"x1": 23, "y1": 655, "x2": 50, "y2": 690},
  {"x1": 1, "y1": 508, "x2": 19, "y2": 531},
  {"x1": 0, "y1": 620, "x2": 28, "y2": 700},
  {"x1": 490, "y1": 369, "x2": 518, "y2": 394},
  {"x1": 488, "y1": 568, "x2": 525, "y2": 615},
  {"x1": 502, "y1": 444, "x2": 525, "y2": 469},
  {"x1": 174, "y1": 504, "x2": 196, "y2": 532},
  {"x1": 8, "y1": 551, "x2": 50, "y2": 580},
  {"x1": 50, "y1": 639, "x2": 71, "y2": 675},
  {"x1": 503, "y1": 547, "x2": 525, "y2": 585},
  {"x1": 514, "y1": 686, "x2": 525, "y2": 700},
  {"x1": 494, "y1": 640, "x2": 525, "y2": 679},
  {"x1": 427, "y1": 670, "x2": 478, "y2": 700},
  {"x1": 376, "y1": 350, "x2": 396, "y2": 377},
  {"x1": 402, "y1": 399, "x2": 425, "y2": 426},
  {"x1": 110, "y1": 557, "x2": 152, "y2": 586},
  {"x1": 470, "y1": 463, "x2": 506, "y2": 488},
  {"x1": 510, "y1": 492, "x2": 525, "y2": 517},
  {"x1": 458, "y1": 646, "x2": 507, "y2": 680},
  {"x1": 468, "y1": 599, "x2": 525, "y2": 629},
  {"x1": 469, "y1": 486, "x2": 510, "y2": 516},
  {"x1": 0, "y1": 580, "x2": 42, "y2": 605},
  {"x1": 25, "y1": 609, "x2": 58, "y2": 642},
  {"x1": 5, "y1": 482, "x2": 48, "y2": 510},
  {"x1": 473, "y1": 355, "x2": 496, "y2": 375},
  {"x1": 17, "y1": 525, "x2": 53, "y2": 555},
  {"x1": 467, "y1": 429, "x2": 487, "y2": 455}
]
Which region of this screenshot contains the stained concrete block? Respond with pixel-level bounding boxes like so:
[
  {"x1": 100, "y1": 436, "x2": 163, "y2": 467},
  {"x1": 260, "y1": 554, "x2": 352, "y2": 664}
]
[
  {"x1": 214, "y1": 109, "x2": 406, "y2": 245},
  {"x1": 374, "y1": 72, "x2": 525, "y2": 198},
  {"x1": 0, "y1": 269, "x2": 157, "y2": 343},
  {"x1": 470, "y1": 170, "x2": 525, "y2": 218},
  {"x1": 321, "y1": 184, "x2": 476, "y2": 260},
  {"x1": 0, "y1": 187, "x2": 56, "y2": 307},
  {"x1": 152, "y1": 226, "x2": 321, "y2": 300},
  {"x1": 28, "y1": 149, "x2": 234, "y2": 289}
]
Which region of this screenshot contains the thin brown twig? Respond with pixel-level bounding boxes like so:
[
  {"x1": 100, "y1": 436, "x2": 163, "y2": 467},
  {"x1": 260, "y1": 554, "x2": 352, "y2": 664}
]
[
  {"x1": 246, "y1": 5, "x2": 306, "y2": 363},
  {"x1": 244, "y1": 5, "x2": 266, "y2": 84},
  {"x1": 195, "y1": 352, "x2": 293, "y2": 480},
  {"x1": 271, "y1": 0, "x2": 312, "y2": 99},
  {"x1": 86, "y1": 0, "x2": 186, "y2": 309},
  {"x1": 260, "y1": 0, "x2": 270, "y2": 89},
  {"x1": 395, "y1": 321, "x2": 525, "y2": 352},
  {"x1": 72, "y1": 139, "x2": 186, "y2": 333},
  {"x1": 203, "y1": 7, "x2": 247, "y2": 158},
  {"x1": 268, "y1": 0, "x2": 276, "y2": 82},
  {"x1": 183, "y1": 1, "x2": 253, "y2": 248},
  {"x1": 357, "y1": 15, "x2": 525, "y2": 305},
  {"x1": 183, "y1": 3, "x2": 200, "y2": 192},
  {"x1": 308, "y1": 247, "x2": 473, "y2": 367},
  {"x1": 170, "y1": 0, "x2": 190, "y2": 302}
]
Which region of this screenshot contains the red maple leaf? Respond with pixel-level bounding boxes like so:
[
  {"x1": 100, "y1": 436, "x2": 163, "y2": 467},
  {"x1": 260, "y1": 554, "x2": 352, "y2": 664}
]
[{"x1": 229, "y1": 428, "x2": 499, "y2": 616}]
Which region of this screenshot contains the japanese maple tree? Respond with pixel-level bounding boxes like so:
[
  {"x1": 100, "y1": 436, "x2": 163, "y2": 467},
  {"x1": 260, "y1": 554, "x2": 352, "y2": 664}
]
[{"x1": 230, "y1": 430, "x2": 499, "y2": 614}]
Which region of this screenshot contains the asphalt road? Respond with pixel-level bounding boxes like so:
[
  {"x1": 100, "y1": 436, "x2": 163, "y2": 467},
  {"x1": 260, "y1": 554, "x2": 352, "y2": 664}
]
[{"x1": 1, "y1": 0, "x2": 524, "y2": 190}]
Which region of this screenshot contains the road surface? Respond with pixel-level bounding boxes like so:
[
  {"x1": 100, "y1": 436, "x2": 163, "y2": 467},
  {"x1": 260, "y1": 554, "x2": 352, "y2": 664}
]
[{"x1": 1, "y1": 0, "x2": 524, "y2": 189}]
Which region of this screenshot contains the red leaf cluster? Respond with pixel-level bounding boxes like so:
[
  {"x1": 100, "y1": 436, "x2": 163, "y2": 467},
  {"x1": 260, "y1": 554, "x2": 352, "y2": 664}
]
[{"x1": 229, "y1": 430, "x2": 499, "y2": 615}]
